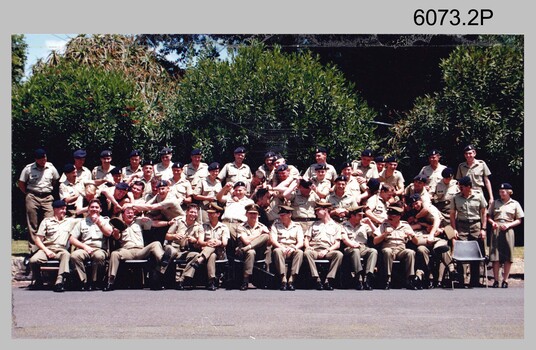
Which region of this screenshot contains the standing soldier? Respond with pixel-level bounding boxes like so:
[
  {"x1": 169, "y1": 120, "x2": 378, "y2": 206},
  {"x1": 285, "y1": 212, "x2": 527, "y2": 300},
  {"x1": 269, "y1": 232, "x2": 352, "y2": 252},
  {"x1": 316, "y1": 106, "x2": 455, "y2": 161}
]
[
  {"x1": 456, "y1": 144, "x2": 494, "y2": 208},
  {"x1": 217, "y1": 146, "x2": 253, "y2": 192},
  {"x1": 183, "y1": 148, "x2": 209, "y2": 190},
  {"x1": 351, "y1": 149, "x2": 379, "y2": 193},
  {"x1": 417, "y1": 149, "x2": 447, "y2": 193},
  {"x1": 92, "y1": 149, "x2": 116, "y2": 187},
  {"x1": 122, "y1": 150, "x2": 143, "y2": 184},
  {"x1": 18, "y1": 148, "x2": 60, "y2": 252},
  {"x1": 154, "y1": 147, "x2": 174, "y2": 182},
  {"x1": 302, "y1": 146, "x2": 338, "y2": 185}
]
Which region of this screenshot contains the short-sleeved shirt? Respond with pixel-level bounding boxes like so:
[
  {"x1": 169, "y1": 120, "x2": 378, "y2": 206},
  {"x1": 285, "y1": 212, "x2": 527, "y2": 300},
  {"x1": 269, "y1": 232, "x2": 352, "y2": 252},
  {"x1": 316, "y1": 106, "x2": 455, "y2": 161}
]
[
  {"x1": 433, "y1": 180, "x2": 459, "y2": 204},
  {"x1": 456, "y1": 160, "x2": 491, "y2": 190},
  {"x1": 170, "y1": 178, "x2": 194, "y2": 200},
  {"x1": 403, "y1": 184, "x2": 432, "y2": 205},
  {"x1": 270, "y1": 219, "x2": 303, "y2": 247},
  {"x1": 201, "y1": 221, "x2": 230, "y2": 258},
  {"x1": 366, "y1": 194, "x2": 388, "y2": 221},
  {"x1": 59, "y1": 166, "x2": 92, "y2": 183},
  {"x1": 71, "y1": 216, "x2": 110, "y2": 250},
  {"x1": 342, "y1": 220, "x2": 373, "y2": 245},
  {"x1": 327, "y1": 192, "x2": 359, "y2": 212},
  {"x1": 147, "y1": 193, "x2": 185, "y2": 220},
  {"x1": 122, "y1": 165, "x2": 143, "y2": 181},
  {"x1": 418, "y1": 164, "x2": 447, "y2": 192},
  {"x1": 236, "y1": 221, "x2": 270, "y2": 248},
  {"x1": 415, "y1": 203, "x2": 442, "y2": 228},
  {"x1": 92, "y1": 165, "x2": 116, "y2": 183},
  {"x1": 305, "y1": 219, "x2": 342, "y2": 251},
  {"x1": 194, "y1": 177, "x2": 222, "y2": 208},
  {"x1": 59, "y1": 179, "x2": 85, "y2": 201},
  {"x1": 19, "y1": 162, "x2": 60, "y2": 193},
  {"x1": 451, "y1": 191, "x2": 488, "y2": 221},
  {"x1": 489, "y1": 198, "x2": 524, "y2": 223},
  {"x1": 167, "y1": 218, "x2": 203, "y2": 249},
  {"x1": 374, "y1": 220, "x2": 413, "y2": 250},
  {"x1": 221, "y1": 195, "x2": 254, "y2": 222},
  {"x1": 303, "y1": 163, "x2": 338, "y2": 184},
  {"x1": 36, "y1": 216, "x2": 77, "y2": 248},
  {"x1": 154, "y1": 162, "x2": 173, "y2": 182},
  {"x1": 379, "y1": 169, "x2": 405, "y2": 192},
  {"x1": 350, "y1": 160, "x2": 379, "y2": 191},
  {"x1": 311, "y1": 178, "x2": 332, "y2": 197},
  {"x1": 217, "y1": 162, "x2": 253, "y2": 187},
  {"x1": 289, "y1": 190, "x2": 320, "y2": 220},
  {"x1": 345, "y1": 176, "x2": 363, "y2": 202},
  {"x1": 118, "y1": 218, "x2": 148, "y2": 249},
  {"x1": 183, "y1": 162, "x2": 208, "y2": 189}
]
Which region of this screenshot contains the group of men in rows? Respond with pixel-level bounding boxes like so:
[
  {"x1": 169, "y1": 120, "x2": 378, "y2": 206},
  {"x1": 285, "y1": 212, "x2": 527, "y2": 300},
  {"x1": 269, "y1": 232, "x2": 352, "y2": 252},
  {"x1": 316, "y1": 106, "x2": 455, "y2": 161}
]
[{"x1": 18, "y1": 143, "x2": 523, "y2": 292}]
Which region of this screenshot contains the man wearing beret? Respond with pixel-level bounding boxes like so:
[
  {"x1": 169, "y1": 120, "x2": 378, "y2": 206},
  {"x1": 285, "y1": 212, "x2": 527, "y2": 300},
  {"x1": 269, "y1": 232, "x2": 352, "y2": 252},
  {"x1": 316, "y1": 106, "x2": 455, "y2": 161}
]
[
  {"x1": 339, "y1": 162, "x2": 366, "y2": 204},
  {"x1": 217, "y1": 146, "x2": 253, "y2": 193},
  {"x1": 417, "y1": 149, "x2": 447, "y2": 193},
  {"x1": 59, "y1": 149, "x2": 92, "y2": 184},
  {"x1": 139, "y1": 159, "x2": 155, "y2": 198},
  {"x1": 122, "y1": 149, "x2": 143, "y2": 184},
  {"x1": 430, "y1": 167, "x2": 459, "y2": 227},
  {"x1": 456, "y1": 144, "x2": 494, "y2": 208},
  {"x1": 29, "y1": 199, "x2": 77, "y2": 292},
  {"x1": 91, "y1": 149, "x2": 116, "y2": 187},
  {"x1": 154, "y1": 147, "x2": 174, "y2": 182},
  {"x1": 379, "y1": 156, "x2": 406, "y2": 199},
  {"x1": 283, "y1": 178, "x2": 320, "y2": 234},
  {"x1": 183, "y1": 148, "x2": 209, "y2": 190},
  {"x1": 100, "y1": 181, "x2": 132, "y2": 219},
  {"x1": 193, "y1": 162, "x2": 223, "y2": 224},
  {"x1": 18, "y1": 148, "x2": 61, "y2": 252},
  {"x1": 252, "y1": 151, "x2": 277, "y2": 188},
  {"x1": 304, "y1": 202, "x2": 344, "y2": 290},
  {"x1": 59, "y1": 163, "x2": 84, "y2": 217},
  {"x1": 302, "y1": 146, "x2": 338, "y2": 185},
  {"x1": 351, "y1": 149, "x2": 379, "y2": 193},
  {"x1": 327, "y1": 175, "x2": 359, "y2": 222},
  {"x1": 403, "y1": 174, "x2": 432, "y2": 209},
  {"x1": 449, "y1": 176, "x2": 488, "y2": 287},
  {"x1": 169, "y1": 162, "x2": 194, "y2": 208},
  {"x1": 132, "y1": 179, "x2": 185, "y2": 223}
]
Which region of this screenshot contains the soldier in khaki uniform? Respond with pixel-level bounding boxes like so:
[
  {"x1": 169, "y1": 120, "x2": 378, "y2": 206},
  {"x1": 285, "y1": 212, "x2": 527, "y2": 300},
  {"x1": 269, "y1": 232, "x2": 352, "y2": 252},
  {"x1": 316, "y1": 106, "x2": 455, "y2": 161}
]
[
  {"x1": 160, "y1": 203, "x2": 205, "y2": 290},
  {"x1": 430, "y1": 167, "x2": 459, "y2": 227},
  {"x1": 121, "y1": 150, "x2": 143, "y2": 184},
  {"x1": 18, "y1": 148, "x2": 60, "y2": 252},
  {"x1": 169, "y1": 162, "x2": 194, "y2": 207},
  {"x1": 302, "y1": 147, "x2": 338, "y2": 185},
  {"x1": 341, "y1": 206, "x2": 378, "y2": 290},
  {"x1": 91, "y1": 150, "x2": 116, "y2": 187},
  {"x1": 193, "y1": 162, "x2": 223, "y2": 224},
  {"x1": 487, "y1": 183, "x2": 524, "y2": 288},
  {"x1": 235, "y1": 204, "x2": 270, "y2": 290},
  {"x1": 379, "y1": 156, "x2": 405, "y2": 199},
  {"x1": 283, "y1": 178, "x2": 320, "y2": 234},
  {"x1": 269, "y1": 205, "x2": 304, "y2": 291},
  {"x1": 183, "y1": 148, "x2": 209, "y2": 190},
  {"x1": 449, "y1": 176, "x2": 488, "y2": 287},
  {"x1": 373, "y1": 203, "x2": 420, "y2": 290},
  {"x1": 351, "y1": 149, "x2": 379, "y2": 193},
  {"x1": 417, "y1": 149, "x2": 447, "y2": 193},
  {"x1": 189, "y1": 203, "x2": 229, "y2": 290},
  {"x1": 69, "y1": 199, "x2": 113, "y2": 290},
  {"x1": 327, "y1": 175, "x2": 359, "y2": 223},
  {"x1": 304, "y1": 202, "x2": 344, "y2": 290},
  {"x1": 217, "y1": 146, "x2": 253, "y2": 192},
  {"x1": 29, "y1": 199, "x2": 77, "y2": 292},
  {"x1": 154, "y1": 147, "x2": 174, "y2": 182},
  {"x1": 59, "y1": 163, "x2": 85, "y2": 217},
  {"x1": 59, "y1": 149, "x2": 92, "y2": 184},
  {"x1": 103, "y1": 207, "x2": 169, "y2": 291},
  {"x1": 456, "y1": 144, "x2": 494, "y2": 207}
]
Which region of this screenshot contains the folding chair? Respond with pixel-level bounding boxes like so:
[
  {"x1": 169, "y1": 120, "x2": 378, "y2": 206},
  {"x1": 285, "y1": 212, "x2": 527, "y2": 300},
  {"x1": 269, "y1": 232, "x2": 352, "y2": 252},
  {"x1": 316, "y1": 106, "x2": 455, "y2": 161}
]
[{"x1": 450, "y1": 240, "x2": 488, "y2": 289}]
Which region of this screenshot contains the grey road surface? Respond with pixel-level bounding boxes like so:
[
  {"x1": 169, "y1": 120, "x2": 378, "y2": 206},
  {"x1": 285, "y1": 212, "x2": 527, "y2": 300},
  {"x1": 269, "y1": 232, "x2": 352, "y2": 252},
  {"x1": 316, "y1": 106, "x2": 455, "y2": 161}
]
[{"x1": 11, "y1": 281, "x2": 524, "y2": 341}]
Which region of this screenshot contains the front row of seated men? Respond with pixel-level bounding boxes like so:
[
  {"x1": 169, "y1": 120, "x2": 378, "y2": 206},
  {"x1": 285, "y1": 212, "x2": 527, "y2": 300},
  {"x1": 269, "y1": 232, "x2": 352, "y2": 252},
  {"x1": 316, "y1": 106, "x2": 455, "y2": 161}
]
[{"x1": 29, "y1": 196, "x2": 464, "y2": 292}]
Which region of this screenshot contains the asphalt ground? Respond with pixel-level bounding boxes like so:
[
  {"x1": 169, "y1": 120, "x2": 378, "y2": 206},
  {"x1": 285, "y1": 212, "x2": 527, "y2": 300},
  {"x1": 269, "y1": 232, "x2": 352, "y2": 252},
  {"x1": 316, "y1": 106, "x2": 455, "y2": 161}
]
[{"x1": 11, "y1": 278, "x2": 525, "y2": 344}]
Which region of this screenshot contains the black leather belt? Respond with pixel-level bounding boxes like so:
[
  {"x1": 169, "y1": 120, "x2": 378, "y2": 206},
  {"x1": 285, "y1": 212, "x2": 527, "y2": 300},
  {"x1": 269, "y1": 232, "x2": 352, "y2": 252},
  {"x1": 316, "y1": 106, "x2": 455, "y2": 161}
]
[
  {"x1": 28, "y1": 190, "x2": 52, "y2": 198},
  {"x1": 223, "y1": 219, "x2": 244, "y2": 223},
  {"x1": 293, "y1": 218, "x2": 316, "y2": 222},
  {"x1": 458, "y1": 219, "x2": 480, "y2": 224}
]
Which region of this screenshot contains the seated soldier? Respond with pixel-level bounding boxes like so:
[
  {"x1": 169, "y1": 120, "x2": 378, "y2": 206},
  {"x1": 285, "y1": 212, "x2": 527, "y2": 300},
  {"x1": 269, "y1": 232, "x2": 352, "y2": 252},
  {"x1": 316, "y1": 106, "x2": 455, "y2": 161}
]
[
  {"x1": 303, "y1": 202, "x2": 344, "y2": 291},
  {"x1": 29, "y1": 199, "x2": 78, "y2": 292}
]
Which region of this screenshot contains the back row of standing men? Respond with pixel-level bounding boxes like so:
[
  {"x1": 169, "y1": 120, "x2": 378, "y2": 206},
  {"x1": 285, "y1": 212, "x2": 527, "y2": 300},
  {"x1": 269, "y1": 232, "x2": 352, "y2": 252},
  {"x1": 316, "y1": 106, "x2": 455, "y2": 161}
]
[{"x1": 18, "y1": 144, "x2": 523, "y2": 291}]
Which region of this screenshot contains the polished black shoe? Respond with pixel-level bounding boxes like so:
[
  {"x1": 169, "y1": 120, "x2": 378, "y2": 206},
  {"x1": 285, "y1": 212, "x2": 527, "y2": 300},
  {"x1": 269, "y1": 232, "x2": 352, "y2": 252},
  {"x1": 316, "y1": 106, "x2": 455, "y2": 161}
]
[
  {"x1": 501, "y1": 281, "x2": 509, "y2": 288},
  {"x1": 384, "y1": 281, "x2": 391, "y2": 290},
  {"x1": 406, "y1": 280, "x2": 418, "y2": 290},
  {"x1": 83, "y1": 282, "x2": 93, "y2": 291},
  {"x1": 364, "y1": 273, "x2": 374, "y2": 291},
  {"x1": 53, "y1": 283, "x2": 65, "y2": 293},
  {"x1": 436, "y1": 281, "x2": 444, "y2": 289},
  {"x1": 160, "y1": 250, "x2": 172, "y2": 267},
  {"x1": 240, "y1": 282, "x2": 248, "y2": 291},
  {"x1": 174, "y1": 281, "x2": 185, "y2": 290},
  {"x1": 280, "y1": 282, "x2": 287, "y2": 291},
  {"x1": 29, "y1": 281, "x2": 44, "y2": 290},
  {"x1": 323, "y1": 282, "x2": 334, "y2": 291},
  {"x1": 102, "y1": 283, "x2": 115, "y2": 292},
  {"x1": 363, "y1": 280, "x2": 373, "y2": 291},
  {"x1": 315, "y1": 281, "x2": 324, "y2": 290},
  {"x1": 286, "y1": 283, "x2": 295, "y2": 291},
  {"x1": 355, "y1": 280, "x2": 363, "y2": 290},
  {"x1": 492, "y1": 281, "x2": 499, "y2": 288},
  {"x1": 191, "y1": 261, "x2": 200, "y2": 270},
  {"x1": 207, "y1": 281, "x2": 217, "y2": 291},
  {"x1": 426, "y1": 280, "x2": 435, "y2": 289}
]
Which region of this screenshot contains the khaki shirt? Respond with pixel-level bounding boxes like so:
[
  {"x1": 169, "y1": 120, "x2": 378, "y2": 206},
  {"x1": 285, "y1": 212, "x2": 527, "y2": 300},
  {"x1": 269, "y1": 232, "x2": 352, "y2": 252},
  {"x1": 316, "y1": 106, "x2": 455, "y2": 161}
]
[
  {"x1": 342, "y1": 220, "x2": 374, "y2": 245},
  {"x1": 217, "y1": 162, "x2": 253, "y2": 186},
  {"x1": 59, "y1": 166, "x2": 92, "y2": 183},
  {"x1": 366, "y1": 194, "x2": 388, "y2": 221},
  {"x1": 168, "y1": 218, "x2": 203, "y2": 249},
  {"x1": 147, "y1": 193, "x2": 185, "y2": 220},
  {"x1": 418, "y1": 164, "x2": 446, "y2": 192},
  {"x1": 403, "y1": 184, "x2": 432, "y2": 205},
  {"x1": 311, "y1": 178, "x2": 331, "y2": 197},
  {"x1": 19, "y1": 162, "x2": 60, "y2": 193},
  {"x1": 118, "y1": 218, "x2": 148, "y2": 249},
  {"x1": 374, "y1": 220, "x2": 413, "y2": 250},
  {"x1": 303, "y1": 163, "x2": 338, "y2": 184},
  {"x1": 350, "y1": 160, "x2": 379, "y2": 191},
  {"x1": 92, "y1": 165, "x2": 116, "y2": 183},
  {"x1": 194, "y1": 177, "x2": 222, "y2": 208},
  {"x1": 201, "y1": 221, "x2": 230, "y2": 258},
  {"x1": 290, "y1": 189, "x2": 319, "y2": 219},
  {"x1": 451, "y1": 191, "x2": 487, "y2": 221},
  {"x1": 236, "y1": 221, "x2": 270, "y2": 248},
  {"x1": 270, "y1": 219, "x2": 303, "y2": 247},
  {"x1": 489, "y1": 198, "x2": 524, "y2": 223},
  {"x1": 183, "y1": 162, "x2": 208, "y2": 188},
  {"x1": 456, "y1": 159, "x2": 491, "y2": 190},
  {"x1": 170, "y1": 178, "x2": 194, "y2": 200},
  {"x1": 221, "y1": 195, "x2": 254, "y2": 222},
  {"x1": 122, "y1": 165, "x2": 143, "y2": 181},
  {"x1": 59, "y1": 179, "x2": 85, "y2": 201},
  {"x1": 305, "y1": 219, "x2": 342, "y2": 251},
  {"x1": 379, "y1": 169, "x2": 405, "y2": 192},
  {"x1": 36, "y1": 216, "x2": 77, "y2": 248},
  {"x1": 433, "y1": 180, "x2": 459, "y2": 204},
  {"x1": 154, "y1": 162, "x2": 173, "y2": 182},
  {"x1": 71, "y1": 216, "x2": 110, "y2": 250},
  {"x1": 327, "y1": 191, "x2": 359, "y2": 211}
]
